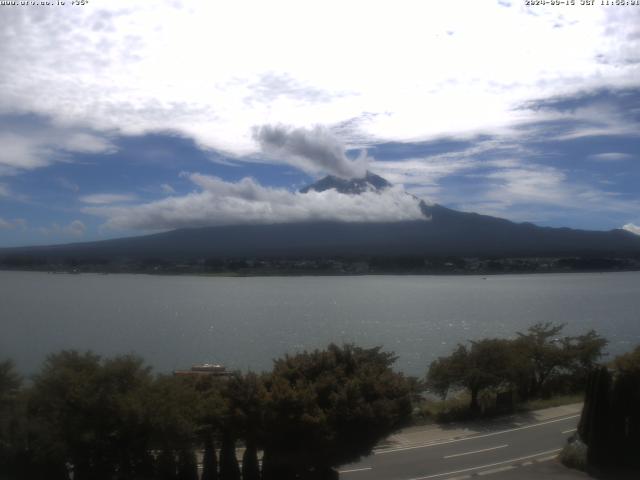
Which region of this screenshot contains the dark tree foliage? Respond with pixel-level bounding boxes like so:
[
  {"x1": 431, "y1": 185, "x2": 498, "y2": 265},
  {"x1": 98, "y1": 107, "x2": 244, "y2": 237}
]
[
  {"x1": 426, "y1": 323, "x2": 608, "y2": 413},
  {"x1": 200, "y1": 435, "x2": 218, "y2": 480},
  {"x1": 427, "y1": 339, "x2": 513, "y2": 412},
  {"x1": 613, "y1": 345, "x2": 640, "y2": 374},
  {"x1": 221, "y1": 371, "x2": 265, "y2": 480},
  {"x1": 514, "y1": 323, "x2": 607, "y2": 398},
  {"x1": 577, "y1": 347, "x2": 640, "y2": 470},
  {"x1": 218, "y1": 430, "x2": 241, "y2": 480},
  {"x1": 145, "y1": 375, "x2": 202, "y2": 451},
  {"x1": 262, "y1": 343, "x2": 412, "y2": 478},
  {"x1": 0, "y1": 360, "x2": 25, "y2": 479},
  {"x1": 156, "y1": 450, "x2": 178, "y2": 480},
  {"x1": 241, "y1": 441, "x2": 260, "y2": 480},
  {"x1": 25, "y1": 351, "x2": 204, "y2": 480},
  {"x1": 3, "y1": 344, "x2": 411, "y2": 480},
  {"x1": 514, "y1": 322, "x2": 569, "y2": 398},
  {"x1": 176, "y1": 449, "x2": 198, "y2": 480},
  {"x1": 580, "y1": 367, "x2": 612, "y2": 467}
]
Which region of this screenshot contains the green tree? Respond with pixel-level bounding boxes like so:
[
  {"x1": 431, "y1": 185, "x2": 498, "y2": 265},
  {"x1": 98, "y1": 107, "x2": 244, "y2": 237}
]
[
  {"x1": 563, "y1": 330, "x2": 607, "y2": 380},
  {"x1": 576, "y1": 347, "x2": 640, "y2": 470},
  {"x1": 200, "y1": 434, "x2": 218, "y2": 480},
  {"x1": 218, "y1": 431, "x2": 241, "y2": 480},
  {"x1": 0, "y1": 359, "x2": 26, "y2": 480},
  {"x1": 514, "y1": 322, "x2": 569, "y2": 398},
  {"x1": 514, "y1": 323, "x2": 607, "y2": 398},
  {"x1": 28, "y1": 351, "x2": 156, "y2": 480},
  {"x1": 157, "y1": 449, "x2": 178, "y2": 480},
  {"x1": 146, "y1": 375, "x2": 203, "y2": 455},
  {"x1": 221, "y1": 372, "x2": 266, "y2": 480},
  {"x1": 177, "y1": 449, "x2": 198, "y2": 480},
  {"x1": 612, "y1": 345, "x2": 640, "y2": 374},
  {"x1": 262, "y1": 344, "x2": 412, "y2": 480},
  {"x1": 426, "y1": 339, "x2": 513, "y2": 413}
]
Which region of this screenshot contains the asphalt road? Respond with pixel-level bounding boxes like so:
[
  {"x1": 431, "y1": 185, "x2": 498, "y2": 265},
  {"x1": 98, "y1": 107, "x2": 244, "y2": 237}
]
[{"x1": 338, "y1": 414, "x2": 580, "y2": 480}]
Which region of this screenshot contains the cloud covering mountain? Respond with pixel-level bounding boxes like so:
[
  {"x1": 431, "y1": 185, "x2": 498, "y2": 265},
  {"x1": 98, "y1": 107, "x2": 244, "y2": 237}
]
[{"x1": 84, "y1": 173, "x2": 425, "y2": 231}]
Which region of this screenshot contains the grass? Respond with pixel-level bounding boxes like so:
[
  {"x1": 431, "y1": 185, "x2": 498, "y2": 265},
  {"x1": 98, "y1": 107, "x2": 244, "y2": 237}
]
[
  {"x1": 559, "y1": 436, "x2": 588, "y2": 472},
  {"x1": 412, "y1": 391, "x2": 584, "y2": 426},
  {"x1": 515, "y1": 393, "x2": 584, "y2": 413}
]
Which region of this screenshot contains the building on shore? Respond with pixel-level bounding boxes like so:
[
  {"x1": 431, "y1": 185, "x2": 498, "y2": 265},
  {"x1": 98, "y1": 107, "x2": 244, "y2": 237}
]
[{"x1": 173, "y1": 363, "x2": 234, "y2": 377}]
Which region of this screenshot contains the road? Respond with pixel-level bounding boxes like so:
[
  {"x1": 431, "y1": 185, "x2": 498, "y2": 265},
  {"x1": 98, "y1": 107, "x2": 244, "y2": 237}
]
[{"x1": 339, "y1": 413, "x2": 580, "y2": 480}]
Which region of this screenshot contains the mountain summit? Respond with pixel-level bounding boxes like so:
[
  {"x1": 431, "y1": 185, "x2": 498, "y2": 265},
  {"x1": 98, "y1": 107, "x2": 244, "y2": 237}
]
[{"x1": 300, "y1": 171, "x2": 391, "y2": 194}]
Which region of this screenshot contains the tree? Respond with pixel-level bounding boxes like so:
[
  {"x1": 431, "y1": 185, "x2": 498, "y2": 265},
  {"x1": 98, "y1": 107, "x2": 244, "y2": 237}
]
[
  {"x1": 577, "y1": 348, "x2": 640, "y2": 470},
  {"x1": 221, "y1": 372, "x2": 266, "y2": 480},
  {"x1": 426, "y1": 339, "x2": 513, "y2": 413},
  {"x1": 563, "y1": 330, "x2": 608, "y2": 383},
  {"x1": 200, "y1": 434, "x2": 218, "y2": 480},
  {"x1": 612, "y1": 345, "x2": 640, "y2": 374},
  {"x1": 218, "y1": 431, "x2": 241, "y2": 480},
  {"x1": 514, "y1": 322, "x2": 570, "y2": 398},
  {"x1": 261, "y1": 344, "x2": 412, "y2": 479},
  {"x1": 191, "y1": 375, "x2": 225, "y2": 480},
  {"x1": 177, "y1": 449, "x2": 199, "y2": 480},
  {"x1": 28, "y1": 351, "x2": 157, "y2": 480},
  {"x1": 0, "y1": 359, "x2": 26, "y2": 479},
  {"x1": 513, "y1": 323, "x2": 607, "y2": 398},
  {"x1": 157, "y1": 449, "x2": 178, "y2": 480}
]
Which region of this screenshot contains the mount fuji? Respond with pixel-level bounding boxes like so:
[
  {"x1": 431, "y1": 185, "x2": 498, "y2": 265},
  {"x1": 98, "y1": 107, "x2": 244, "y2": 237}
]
[{"x1": 1, "y1": 173, "x2": 640, "y2": 265}]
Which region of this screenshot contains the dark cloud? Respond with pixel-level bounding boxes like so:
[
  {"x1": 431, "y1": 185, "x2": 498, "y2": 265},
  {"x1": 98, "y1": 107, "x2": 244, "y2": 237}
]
[{"x1": 253, "y1": 124, "x2": 369, "y2": 178}]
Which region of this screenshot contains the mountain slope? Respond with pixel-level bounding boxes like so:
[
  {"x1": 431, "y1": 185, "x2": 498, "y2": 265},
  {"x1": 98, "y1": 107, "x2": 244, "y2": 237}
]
[{"x1": 2, "y1": 174, "x2": 640, "y2": 261}]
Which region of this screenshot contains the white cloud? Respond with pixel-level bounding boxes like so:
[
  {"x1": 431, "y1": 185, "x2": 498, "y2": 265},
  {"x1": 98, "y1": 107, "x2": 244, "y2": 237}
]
[
  {"x1": 66, "y1": 220, "x2": 86, "y2": 236},
  {"x1": 368, "y1": 139, "x2": 530, "y2": 203},
  {"x1": 373, "y1": 144, "x2": 640, "y2": 222},
  {"x1": 0, "y1": 1, "x2": 638, "y2": 158},
  {"x1": 452, "y1": 162, "x2": 640, "y2": 221},
  {"x1": 589, "y1": 152, "x2": 632, "y2": 162},
  {"x1": 0, "y1": 125, "x2": 115, "y2": 174},
  {"x1": 39, "y1": 220, "x2": 86, "y2": 237},
  {"x1": 160, "y1": 183, "x2": 176, "y2": 194},
  {"x1": 84, "y1": 173, "x2": 425, "y2": 231},
  {"x1": 253, "y1": 124, "x2": 368, "y2": 178},
  {"x1": 623, "y1": 223, "x2": 640, "y2": 235},
  {"x1": 64, "y1": 133, "x2": 115, "y2": 154},
  {"x1": 79, "y1": 193, "x2": 137, "y2": 205},
  {"x1": 13, "y1": 218, "x2": 27, "y2": 230},
  {"x1": 55, "y1": 177, "x2": 80, "y2": 192},
  {"x1": 0, "y1": 217, "x2": 27, "y2": 230}
]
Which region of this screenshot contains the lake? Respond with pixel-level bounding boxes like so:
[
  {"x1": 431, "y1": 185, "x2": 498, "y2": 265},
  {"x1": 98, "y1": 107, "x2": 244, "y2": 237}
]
[{"x1": 1, "y1": 271, "x2": 639, "y2": 377}]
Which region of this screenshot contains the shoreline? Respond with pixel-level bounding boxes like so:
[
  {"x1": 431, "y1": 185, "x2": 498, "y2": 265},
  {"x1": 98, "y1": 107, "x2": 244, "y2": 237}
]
[{"x1": 1, "y1": 266, "x2": 640, "y2": 278}]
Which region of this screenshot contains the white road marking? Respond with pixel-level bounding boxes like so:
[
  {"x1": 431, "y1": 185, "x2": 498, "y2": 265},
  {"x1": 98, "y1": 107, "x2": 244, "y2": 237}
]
[
  {"x1": 405, "y1": 448, "x2": 562, "y2": 480},
  {"x1": 562, "y1": 428, "x2": 577, "y2": 434},
  {"x1": 535, "y1": 454, "x2": 559, "y2": 462},
  {"x1": 478, "y1": 465, "x2": 515, "y2": 475},
  {"x1": 338, "y1": 467, "x2": 373, "y2": 474},
  {"x1": 375, "y1": 415, "x2": 579, "y2": 455},
  {"x1": 443, "y1": 444, "x2": 508, "y2": 459}
]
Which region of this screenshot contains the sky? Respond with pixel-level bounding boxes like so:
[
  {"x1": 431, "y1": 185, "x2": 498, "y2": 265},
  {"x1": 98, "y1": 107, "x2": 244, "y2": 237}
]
[{"x1": 0, "y1": 0, "x2": 639, "y2": 247}]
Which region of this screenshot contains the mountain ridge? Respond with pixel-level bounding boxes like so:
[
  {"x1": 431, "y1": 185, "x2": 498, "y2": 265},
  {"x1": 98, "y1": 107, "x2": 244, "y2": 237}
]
[{"x1": 1, "y1": 174, "x2": 639, "y2": 263}]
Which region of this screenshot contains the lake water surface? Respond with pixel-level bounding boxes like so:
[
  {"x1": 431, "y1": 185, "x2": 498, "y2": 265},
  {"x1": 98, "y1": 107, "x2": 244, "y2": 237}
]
[{"x1": 1, "y1": 271, "x2": 639, "y2": 376}]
